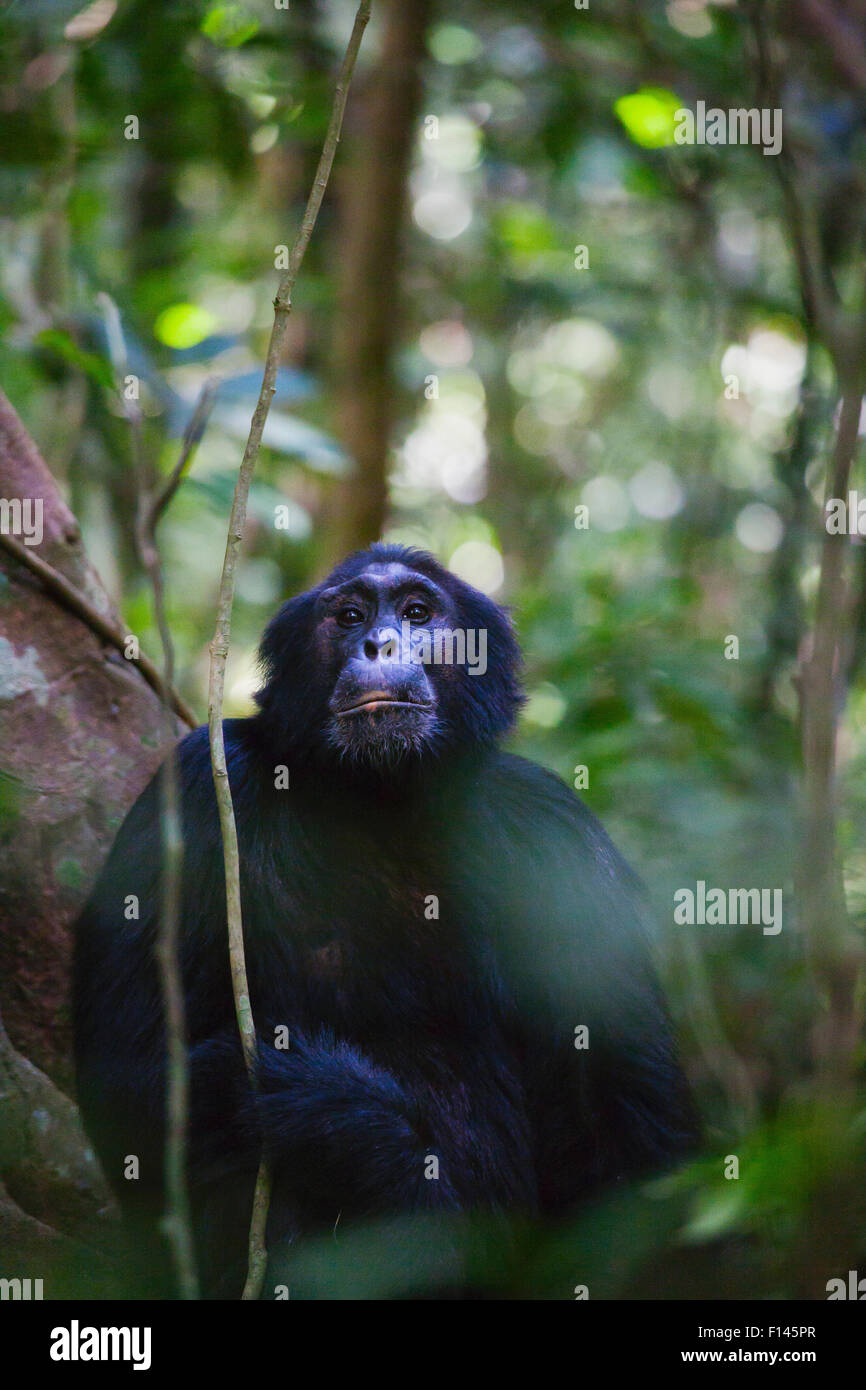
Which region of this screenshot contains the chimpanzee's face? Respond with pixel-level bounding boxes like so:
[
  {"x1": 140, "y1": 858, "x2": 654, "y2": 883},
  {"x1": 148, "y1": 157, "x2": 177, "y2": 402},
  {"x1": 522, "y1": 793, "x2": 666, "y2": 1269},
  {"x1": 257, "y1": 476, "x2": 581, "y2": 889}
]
[
  {"x1": 255, "y1": 544, "x2": 522, "y2": 774},
  {"x1": 317, "y1": 563, "x2": 450, "y2": 767}
]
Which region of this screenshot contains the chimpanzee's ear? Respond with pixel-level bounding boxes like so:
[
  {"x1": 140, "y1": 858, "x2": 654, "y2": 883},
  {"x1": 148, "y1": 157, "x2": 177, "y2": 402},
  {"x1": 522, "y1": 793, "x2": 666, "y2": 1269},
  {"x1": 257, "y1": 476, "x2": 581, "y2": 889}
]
[
  {"x1": 253, "y1": 590, "x2": 321, "y2": 741},
  {"x1": 446, "y1": 576, "x2": 524, "y2": 746}
]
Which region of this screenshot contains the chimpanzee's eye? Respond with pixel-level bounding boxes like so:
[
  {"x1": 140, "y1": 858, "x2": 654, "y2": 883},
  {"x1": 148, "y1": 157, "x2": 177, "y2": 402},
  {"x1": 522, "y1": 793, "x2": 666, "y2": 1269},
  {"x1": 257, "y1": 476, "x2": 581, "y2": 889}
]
[
  {"x1": 404, "y1": 601, "x2": 430, "y2": 624},
  {"x1": 336, "y1": 605, "x2": 365, "y2": 628}
]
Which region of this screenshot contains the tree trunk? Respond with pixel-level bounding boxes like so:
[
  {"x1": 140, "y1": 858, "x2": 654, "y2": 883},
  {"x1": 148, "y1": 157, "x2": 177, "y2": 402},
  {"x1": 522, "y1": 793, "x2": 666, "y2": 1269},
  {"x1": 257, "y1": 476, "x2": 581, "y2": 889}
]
[
  {"x1": 0, "y1": 388, "x2": 182, "y2": 1091},
  {"x1": 323, "y1": 0, "x2": 433, "y2": 564}
]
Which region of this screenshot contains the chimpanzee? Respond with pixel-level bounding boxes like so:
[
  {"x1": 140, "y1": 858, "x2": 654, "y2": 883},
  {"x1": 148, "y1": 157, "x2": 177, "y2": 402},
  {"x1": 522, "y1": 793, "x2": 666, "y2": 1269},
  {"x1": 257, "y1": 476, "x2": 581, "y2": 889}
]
[{"x1": 73, "y1": 544, "x2": 696, "y2": 1298}]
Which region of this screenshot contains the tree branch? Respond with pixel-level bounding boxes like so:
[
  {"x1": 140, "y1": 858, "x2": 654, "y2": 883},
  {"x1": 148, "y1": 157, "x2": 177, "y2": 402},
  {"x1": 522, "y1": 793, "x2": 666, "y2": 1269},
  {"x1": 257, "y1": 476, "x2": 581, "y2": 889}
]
[
  {"x1": 100, "y1": 298, "x2": 210, "y2": 1300},
  {"x1": 745, "y1": 0, "x2": 841, "y2": 348},
  {"x1": 206, "y1": 0, "x2": 372, "y2": 1301},
  {"x1": 148, "y1": 378, "x2": 218, "y2": 531},
  {"x1": 792, "y1": 0, "x2": 866, "y2": 94},
  {"x1": 0, "y1": 531, "x2": 196, "y2": 729},
  {"x1": 746, "y1": 0, "x2": 866, "y2": 1086},
  {"x1": 798, "y1": 366, "x2": 866, "y2": 1086},
  {"x1": 135, "y1": 414, "x2": 201, "y2": 1302}
]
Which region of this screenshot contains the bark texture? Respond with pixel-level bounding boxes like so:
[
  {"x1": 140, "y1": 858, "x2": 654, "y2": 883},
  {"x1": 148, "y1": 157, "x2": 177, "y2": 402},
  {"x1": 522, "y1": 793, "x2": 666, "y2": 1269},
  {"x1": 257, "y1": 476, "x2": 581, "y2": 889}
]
[{"x1": 0, "y1": 387, "x2": 180, "y2": 1090}]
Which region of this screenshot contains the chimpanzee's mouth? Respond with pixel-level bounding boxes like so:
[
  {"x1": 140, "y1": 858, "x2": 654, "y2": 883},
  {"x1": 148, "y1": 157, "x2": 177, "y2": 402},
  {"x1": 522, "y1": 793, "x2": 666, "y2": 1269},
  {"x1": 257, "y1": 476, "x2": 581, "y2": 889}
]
[{"x1": 336, "y1": 693, "x2": 434, "y2": 716}]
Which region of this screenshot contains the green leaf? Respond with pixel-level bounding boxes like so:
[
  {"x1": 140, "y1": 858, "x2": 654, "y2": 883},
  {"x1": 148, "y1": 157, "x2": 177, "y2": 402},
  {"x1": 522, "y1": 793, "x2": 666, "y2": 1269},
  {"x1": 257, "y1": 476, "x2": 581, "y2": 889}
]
[
  {"x1": 154, "y1": 303, "x2": 219, "y2": 350},
  {"x1": 35, "y1": 329, "x2": 114, "y2": 389},
  {"x1": 201, "y1": 3, "x2": 259, "y2": 48},
  {"x1": 614, "y1": 87, "x2": 683, "y2": 149}
]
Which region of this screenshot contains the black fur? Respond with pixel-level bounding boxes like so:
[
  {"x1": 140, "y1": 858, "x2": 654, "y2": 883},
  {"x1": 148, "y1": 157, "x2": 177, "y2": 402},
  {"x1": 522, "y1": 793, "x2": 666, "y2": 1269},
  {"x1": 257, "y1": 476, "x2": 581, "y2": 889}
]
[{"x1": 73, "y1": 545, "x2": 696, "y2": 1298}]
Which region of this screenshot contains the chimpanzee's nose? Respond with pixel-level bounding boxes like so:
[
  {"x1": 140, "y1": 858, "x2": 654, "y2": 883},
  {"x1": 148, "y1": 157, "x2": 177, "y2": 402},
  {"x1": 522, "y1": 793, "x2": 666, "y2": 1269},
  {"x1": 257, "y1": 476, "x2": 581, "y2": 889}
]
[{"x1": 362, "y1": 627, "x2": 399, "y2": 661}]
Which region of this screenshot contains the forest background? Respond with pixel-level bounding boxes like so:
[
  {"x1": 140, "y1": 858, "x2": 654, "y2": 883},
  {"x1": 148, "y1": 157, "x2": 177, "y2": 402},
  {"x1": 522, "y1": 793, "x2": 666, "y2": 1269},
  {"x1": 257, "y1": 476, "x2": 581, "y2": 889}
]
[{"x1": 0, "y1": 0, "x2": 865, "y2": 1299}]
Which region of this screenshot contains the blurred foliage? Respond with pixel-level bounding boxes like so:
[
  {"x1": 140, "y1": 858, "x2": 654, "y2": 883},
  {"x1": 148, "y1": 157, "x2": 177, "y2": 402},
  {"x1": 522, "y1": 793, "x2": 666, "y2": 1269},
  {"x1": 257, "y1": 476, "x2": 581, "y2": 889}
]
[{"x1": 1, "y1": 0, "x2": 865, "y2": 1297}]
